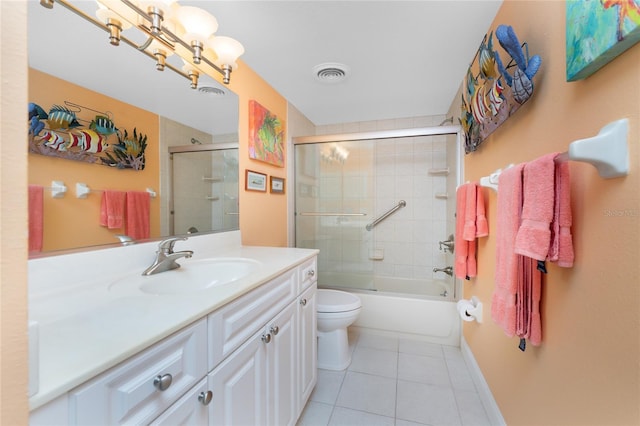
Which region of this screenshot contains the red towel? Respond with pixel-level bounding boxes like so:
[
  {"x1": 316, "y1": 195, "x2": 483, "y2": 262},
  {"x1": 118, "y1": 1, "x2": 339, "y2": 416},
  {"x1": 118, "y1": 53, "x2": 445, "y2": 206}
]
[
  {"x1": 550, "y1": 160, "x2": 574, "y2": 267},
  {"x1": 29, "y1": 185, "x2": 44, "y2": 253},
  {"x1": 100, "y1": 190, "x2": 126, "y2": 229},
  {"x1": 125, "y1": 191, "x2": 151, "y2": 240},
  {"x1": 492, "y1": 164, "x2": 525, "y2": 337},
  {"x1": 454, "y1": 184, "x2": 469, "y2": 279},
  {"x1": 514, "y1": 153, "x2": 557, "y2": 260}
]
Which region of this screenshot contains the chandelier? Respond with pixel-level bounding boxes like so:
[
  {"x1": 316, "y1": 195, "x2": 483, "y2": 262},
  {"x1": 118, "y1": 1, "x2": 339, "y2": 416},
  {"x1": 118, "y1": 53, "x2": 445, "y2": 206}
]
[{"x1": 40, "y1": 0, "x2": 245, "y2": 87}]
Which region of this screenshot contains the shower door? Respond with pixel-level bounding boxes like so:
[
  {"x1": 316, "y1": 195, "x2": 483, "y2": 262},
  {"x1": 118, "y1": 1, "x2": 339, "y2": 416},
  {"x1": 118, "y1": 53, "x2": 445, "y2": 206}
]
[
  {"x1": 295, "y1": 140, "x2": 376, "y2": 291},
  {"x1": 170, "y1": 145, "x2": 239, "y2": 235},
  {"x1": 294, "y1": 129, "x2": 458, "y2": 296}
]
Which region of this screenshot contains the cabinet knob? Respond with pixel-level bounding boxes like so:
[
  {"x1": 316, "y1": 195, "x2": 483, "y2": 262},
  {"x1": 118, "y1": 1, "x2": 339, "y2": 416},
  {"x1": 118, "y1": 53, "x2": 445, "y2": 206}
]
[
  {"x1": 198, "y1": 390, "x2": 213, "y2": 406},
  {"x1": 261, "y1": 333, "x2": 272, "y2": 344},
  {"x1": 270, "y1": 325, "x2": 279, "y2": 336},
  {"x1": 307, "y1": 269, "x2": 315, "y2": 278},
  {"x1": 153, "y1": 373, "x2": 173, "y2": 391},
  {"x1": 300, "y1": 298, "x2": 307, "y2": 306}
]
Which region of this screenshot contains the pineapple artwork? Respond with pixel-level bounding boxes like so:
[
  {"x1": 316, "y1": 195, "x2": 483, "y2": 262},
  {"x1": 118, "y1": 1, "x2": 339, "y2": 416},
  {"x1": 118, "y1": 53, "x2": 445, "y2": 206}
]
[{"x1": 248, "y1": 100, "x2": 285, "y2": 167}]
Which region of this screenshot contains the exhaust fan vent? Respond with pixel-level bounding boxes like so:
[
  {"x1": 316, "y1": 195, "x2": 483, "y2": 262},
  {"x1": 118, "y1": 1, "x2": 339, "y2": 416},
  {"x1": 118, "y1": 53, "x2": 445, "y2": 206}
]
[
  {"x1": 313, "y1": 63, "x2": 350, "y2": 83},
  {"x1": 198, "y1": 86, "x2": 226, "y2": 96}
]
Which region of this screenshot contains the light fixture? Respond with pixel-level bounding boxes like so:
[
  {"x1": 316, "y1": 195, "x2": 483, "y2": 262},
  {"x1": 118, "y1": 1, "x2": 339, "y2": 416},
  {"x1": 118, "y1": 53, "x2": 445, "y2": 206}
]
[
  {"x1": 175, "y1": 5, "x2": 218, "y2": 64},
  {"x1": 44, "y1": 0, "x2": 244, "y2": 87},
  {"x1": 208, "y1": 36, "x2": 245, "y2": 84}
]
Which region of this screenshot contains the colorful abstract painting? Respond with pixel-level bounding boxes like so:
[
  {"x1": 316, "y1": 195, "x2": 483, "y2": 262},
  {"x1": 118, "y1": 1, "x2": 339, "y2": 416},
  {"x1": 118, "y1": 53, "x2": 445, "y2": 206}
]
[
  {"x1": 248, "y1": 100, "x2": 285, "y2": 167},
  {"x1": 460, "y1": 25, "x2": 542, "y2": 154},
  {"x1": 566, "y1": 0, "x2": 640, "y2": 81}
]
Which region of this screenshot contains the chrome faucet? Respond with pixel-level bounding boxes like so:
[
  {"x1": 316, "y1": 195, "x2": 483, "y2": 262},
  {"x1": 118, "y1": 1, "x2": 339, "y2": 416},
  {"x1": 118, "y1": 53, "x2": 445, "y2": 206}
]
[
  {"x1": 142, "y1": 237, "x2": 194, "y2": 276},
  {"x1": 433, "y1": 266, "x2": 453, "y2": 277},
  {"x1": 438, "y1": 234, "x2": 455, "y2": 253}
]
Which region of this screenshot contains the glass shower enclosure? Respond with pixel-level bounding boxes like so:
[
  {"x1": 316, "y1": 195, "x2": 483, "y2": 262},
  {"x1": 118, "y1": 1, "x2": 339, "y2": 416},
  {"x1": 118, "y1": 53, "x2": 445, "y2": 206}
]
[{"x1": 294, "y1": 127, "x2": 461, "y2": 298}]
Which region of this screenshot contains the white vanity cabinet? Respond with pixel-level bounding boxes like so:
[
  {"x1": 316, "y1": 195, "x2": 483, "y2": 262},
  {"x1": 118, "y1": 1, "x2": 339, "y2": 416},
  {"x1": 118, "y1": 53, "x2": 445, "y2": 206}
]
[{"x1": 29, "y1": 254, "x2": 318, "y2": 426}]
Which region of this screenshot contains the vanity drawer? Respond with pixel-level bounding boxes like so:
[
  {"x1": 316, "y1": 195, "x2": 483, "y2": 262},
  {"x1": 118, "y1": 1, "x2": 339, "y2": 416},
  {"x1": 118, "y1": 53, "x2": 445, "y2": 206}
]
[
  {"x1": 299, "y1": 257, "x2": 317, "y2": 292},
  {"x1": 208, "y1": 269, "x2": 296, "y2": 370},
  {"x1": 69, "y1": 319, "x2": 207, "y2": 426}
]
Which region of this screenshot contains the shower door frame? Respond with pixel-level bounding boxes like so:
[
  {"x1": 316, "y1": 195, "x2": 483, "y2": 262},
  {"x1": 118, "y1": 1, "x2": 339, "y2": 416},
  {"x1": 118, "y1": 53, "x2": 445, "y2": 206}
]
[{"x1": 291, "y1": 125, "x2": 464, "y2": 296}]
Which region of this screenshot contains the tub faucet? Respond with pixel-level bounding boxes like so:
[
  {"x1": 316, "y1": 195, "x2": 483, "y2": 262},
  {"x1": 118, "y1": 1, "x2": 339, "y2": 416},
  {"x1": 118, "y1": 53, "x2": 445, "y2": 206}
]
[
  {"x1": 142, "y1": 237, "x2": 194, "y2": 276},
  {"x1": 433, "y1": 266, "x2": 453, "y2": 277}
]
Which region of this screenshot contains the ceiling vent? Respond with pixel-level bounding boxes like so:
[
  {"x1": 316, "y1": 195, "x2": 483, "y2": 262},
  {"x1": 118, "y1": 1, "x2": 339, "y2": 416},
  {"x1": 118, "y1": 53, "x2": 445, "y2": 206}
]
[
  {"x1": 198, "y1": 86, "x2": 226, "y2": 96},
  {"x1": 313, "y1": 63, "x2": 350, "y2": 83}
]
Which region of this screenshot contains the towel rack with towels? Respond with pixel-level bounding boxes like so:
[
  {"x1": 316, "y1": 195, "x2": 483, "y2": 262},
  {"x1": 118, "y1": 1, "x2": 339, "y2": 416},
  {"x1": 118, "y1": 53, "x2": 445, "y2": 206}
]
[
  {"x1": 75, "y1": 182, "x2": 157, "y2": 199},
  {"x1": 479, "y1": 118, "x2": 630, "y2": 191}
]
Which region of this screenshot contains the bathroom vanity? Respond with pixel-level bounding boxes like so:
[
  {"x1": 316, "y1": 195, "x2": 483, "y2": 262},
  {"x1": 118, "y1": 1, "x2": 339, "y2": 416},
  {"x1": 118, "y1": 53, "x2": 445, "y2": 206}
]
[{"x1": 28, "y1": 232, "x2": 318, "y2": 425}]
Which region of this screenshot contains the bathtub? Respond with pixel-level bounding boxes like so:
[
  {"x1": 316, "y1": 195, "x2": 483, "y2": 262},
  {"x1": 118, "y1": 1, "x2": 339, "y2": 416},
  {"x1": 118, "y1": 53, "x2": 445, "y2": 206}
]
[{"x1": 318, "y1": 272, "x2": 461, "y2": 346}]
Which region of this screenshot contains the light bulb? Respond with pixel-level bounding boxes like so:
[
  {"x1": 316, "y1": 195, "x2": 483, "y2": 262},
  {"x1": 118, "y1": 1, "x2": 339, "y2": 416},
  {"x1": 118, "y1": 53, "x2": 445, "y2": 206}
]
[
  {"x1": 209, "y1": 36, "x2": 244, "y2": 84},
  {"x1": 96, "y1": 1, "x2": 132, "y2": 46}
]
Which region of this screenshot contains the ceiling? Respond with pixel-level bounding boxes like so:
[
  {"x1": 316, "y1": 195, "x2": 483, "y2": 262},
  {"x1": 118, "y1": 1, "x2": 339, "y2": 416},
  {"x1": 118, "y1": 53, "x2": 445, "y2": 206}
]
[
  {"x1": 28, "y1": 1, "x2": 503, "y2": 132},
  {"x1": 191, "y1": 0, "x2": 504, "y2": 125}
]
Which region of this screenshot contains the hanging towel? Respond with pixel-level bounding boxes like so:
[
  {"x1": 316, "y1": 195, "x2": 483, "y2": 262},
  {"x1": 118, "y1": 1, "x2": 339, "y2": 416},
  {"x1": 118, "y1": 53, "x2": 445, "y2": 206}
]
[
  {"x1": 125, "y1": 191, "x2": 151, "y2": 240},
  {"x1": 514, "y1": 153, "x2": 558, "y2": 261},
  {"x1": 29, "y1": 185, "x2": 44, "y2": 253},
  {"x1": 491, "y1": 163, "x2": 525, "y2": 337},
  {"x1": 100, "y1": 190, "x2": 126, "y2": 229},
  {"x1": 463, "y1": 183, "x2": 477, "y2": 241},
  {"x1": 550, "y1": 159, "x2": 574, "y2": 267},
  {"x1": 454, "y1": 184, "x2": 469, "y2": 280},
  {"x1": 475, "y1": 186, "x2": 489, "y2": 238}
]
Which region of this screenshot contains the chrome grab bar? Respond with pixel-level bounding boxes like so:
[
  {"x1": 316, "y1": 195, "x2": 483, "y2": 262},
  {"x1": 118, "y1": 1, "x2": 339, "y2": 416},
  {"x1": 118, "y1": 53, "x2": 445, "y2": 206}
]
[
  {"x1": 366, "y1": 200, "x2": 406, "y2": 231},
  {"x1": 298, "y1": 212, "x2": 366, "y2": 217}
]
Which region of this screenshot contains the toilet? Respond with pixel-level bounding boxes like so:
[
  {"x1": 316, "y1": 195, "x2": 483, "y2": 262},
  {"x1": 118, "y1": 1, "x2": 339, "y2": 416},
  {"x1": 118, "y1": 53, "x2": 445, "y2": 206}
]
[{"x1": 316, "y1": 289, "x2": 362, "y2": 370}]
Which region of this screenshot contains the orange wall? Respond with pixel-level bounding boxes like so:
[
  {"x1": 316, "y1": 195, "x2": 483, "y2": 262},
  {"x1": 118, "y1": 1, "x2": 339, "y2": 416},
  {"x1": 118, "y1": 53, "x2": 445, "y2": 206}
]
[
  {"x1": 28, "y1": 69, "x2": 160, "y2": 252},
  {"x1": 228, "y1": 62, "x2": 289, "y2": 247},
  {"x1": 459, "y1": 1, "x2": 640, "y2": 425}
]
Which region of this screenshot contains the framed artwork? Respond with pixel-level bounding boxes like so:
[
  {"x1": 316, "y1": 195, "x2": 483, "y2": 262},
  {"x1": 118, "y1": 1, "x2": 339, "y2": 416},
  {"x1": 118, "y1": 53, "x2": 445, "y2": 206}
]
[
  {"x1": 248, "y1": 100, "x2": 285, "y2": 167},
  {"x1": 566, "y1": 0, "x2": 640, "y2": 81},
  {"x1": 245, "y1": 169, "x2": 267, "y2": 192},
  {"x1": 460, "y1": 24, "x2": 542, "y2": 154},
  {"x1": 270, "y1": 176, "x2": 285, "y2": 194}
]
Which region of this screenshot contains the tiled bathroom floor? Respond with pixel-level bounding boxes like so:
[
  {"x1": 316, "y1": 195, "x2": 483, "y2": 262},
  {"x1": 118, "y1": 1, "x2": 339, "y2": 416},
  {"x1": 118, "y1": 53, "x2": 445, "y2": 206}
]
[{"x1": 297, "y1": 328, "x2": 492, "y2": 426}]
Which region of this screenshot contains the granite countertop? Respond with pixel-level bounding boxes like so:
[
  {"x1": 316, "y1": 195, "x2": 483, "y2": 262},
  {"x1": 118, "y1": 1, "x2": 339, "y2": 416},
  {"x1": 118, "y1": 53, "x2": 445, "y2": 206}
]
[{"x1": 28, "y1": 243, "x2": 317, "y2": 410}]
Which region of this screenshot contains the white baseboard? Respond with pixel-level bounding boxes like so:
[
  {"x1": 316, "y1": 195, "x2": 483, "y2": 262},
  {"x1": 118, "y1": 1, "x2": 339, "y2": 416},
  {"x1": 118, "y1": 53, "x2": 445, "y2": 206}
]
[{"x1": 460, "y1": 337, "x2": 506, "y2": 426}]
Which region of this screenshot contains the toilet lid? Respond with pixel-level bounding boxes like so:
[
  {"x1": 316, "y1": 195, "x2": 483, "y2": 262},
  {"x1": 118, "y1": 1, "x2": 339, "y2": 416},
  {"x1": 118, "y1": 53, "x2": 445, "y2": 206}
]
[{"x1": 317, "y1": 289, "x2": 362, "y2": 313}]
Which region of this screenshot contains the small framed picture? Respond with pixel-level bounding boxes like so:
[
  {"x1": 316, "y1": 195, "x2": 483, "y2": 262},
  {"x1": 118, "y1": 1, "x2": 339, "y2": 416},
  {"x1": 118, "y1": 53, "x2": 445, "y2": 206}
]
[
  {"x1": 245, "y1": 169, "x2": 267, "y2": 192},
  {"x1": 270, "y1": 176, "x2": 285, "y2": 194}
]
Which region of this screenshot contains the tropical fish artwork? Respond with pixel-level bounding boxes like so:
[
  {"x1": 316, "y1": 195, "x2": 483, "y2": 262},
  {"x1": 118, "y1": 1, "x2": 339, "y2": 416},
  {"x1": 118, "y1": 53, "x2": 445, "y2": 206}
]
[
  {"x1": 460, "y1": 24, "x2": 542, "y2": 153},
  {"x1": 28, "y1": 100, "x2": 147, "y2": 170}
]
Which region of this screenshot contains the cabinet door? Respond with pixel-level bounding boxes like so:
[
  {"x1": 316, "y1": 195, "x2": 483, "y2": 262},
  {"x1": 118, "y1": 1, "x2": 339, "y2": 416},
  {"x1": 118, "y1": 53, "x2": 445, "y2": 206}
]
[
  {"x1": 266, "y1": 301, "x2": 297, "y2": 426},
  {"x1": 149, "y1": 378, "x2": 209, "y2": 425},
  {"x1": 298, "y1": 283, "x2": 317, "y2": 411},
  {"x1": 208, "y1": 329, "x2": 267, "y2": 426}
]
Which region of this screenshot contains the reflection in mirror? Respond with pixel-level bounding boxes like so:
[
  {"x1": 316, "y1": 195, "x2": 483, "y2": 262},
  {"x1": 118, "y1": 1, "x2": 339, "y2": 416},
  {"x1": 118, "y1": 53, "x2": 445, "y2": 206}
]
[
  {"x1": 169, "y1": 144, "x2": 239, "y2": 236},
  {"x1": 27, "y1": 1, "x2": 240, "y2": 256}
]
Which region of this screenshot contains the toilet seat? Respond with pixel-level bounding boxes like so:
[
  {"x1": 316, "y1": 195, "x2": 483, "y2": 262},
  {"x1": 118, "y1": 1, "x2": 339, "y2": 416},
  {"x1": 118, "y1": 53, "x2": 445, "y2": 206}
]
[{"x1": 317, "y1": 289, "x2": 362, "y2": 313}]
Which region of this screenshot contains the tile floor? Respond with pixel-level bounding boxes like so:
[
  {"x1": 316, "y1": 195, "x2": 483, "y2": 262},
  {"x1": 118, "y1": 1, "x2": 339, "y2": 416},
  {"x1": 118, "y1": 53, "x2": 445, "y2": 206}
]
[{"x1": 297, "y1": 328, "x2": 492, "y2": 426}]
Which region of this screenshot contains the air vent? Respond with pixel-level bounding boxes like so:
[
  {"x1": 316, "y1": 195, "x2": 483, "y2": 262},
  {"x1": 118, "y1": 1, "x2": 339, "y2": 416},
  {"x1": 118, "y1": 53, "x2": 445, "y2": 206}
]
[
  {"x1": 198, "y1": 86, "x2": 226, "y2": 96},
  {"x1": 313, "y1": 63, "x2": 350, "y2": 83}
]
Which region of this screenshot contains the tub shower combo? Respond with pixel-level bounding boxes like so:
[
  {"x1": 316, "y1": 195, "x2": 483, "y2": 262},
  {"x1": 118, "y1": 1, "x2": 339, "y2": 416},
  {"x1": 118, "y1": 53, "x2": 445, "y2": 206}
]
[{"x1": 294, "y1": 125, "x2": 463, "y2": 345}]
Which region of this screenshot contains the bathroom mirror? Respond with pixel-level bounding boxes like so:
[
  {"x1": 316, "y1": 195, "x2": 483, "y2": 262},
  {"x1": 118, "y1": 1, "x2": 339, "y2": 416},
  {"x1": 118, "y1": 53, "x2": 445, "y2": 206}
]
[{"x1": 27, "y1": 1, "x2": 240, "y2": 255}]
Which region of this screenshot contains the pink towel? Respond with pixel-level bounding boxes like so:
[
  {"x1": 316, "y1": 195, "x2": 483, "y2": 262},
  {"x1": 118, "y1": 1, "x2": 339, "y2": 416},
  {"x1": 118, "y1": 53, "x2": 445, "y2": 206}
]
[
  {"x1": 550, "y1": 160, "x2": 574, "y2": 267},
  {"x1": 100, "y1": 190, "x2": 126, "y2": 229},
  {"x1": 463, "y1": 184, "x2": 477, "y2": 241},
  {"x1": 492, "y1": 164, "x2": 525, "y2": 337},
  {"x1": 125, "y1": 191, "x2": 151, "y2": 240},
  {"x1": 454, "y1": 184, "x2": 469, "y2": 280},
  {"x1": 29, "y1": 185, "x2": 44, "y2": 253},
  {"x1": 475, "y1": 186, "x2": 489, "y2": 238},
  {"x1": 514, "y1": 153, "x2": 557, "y2": 260}
]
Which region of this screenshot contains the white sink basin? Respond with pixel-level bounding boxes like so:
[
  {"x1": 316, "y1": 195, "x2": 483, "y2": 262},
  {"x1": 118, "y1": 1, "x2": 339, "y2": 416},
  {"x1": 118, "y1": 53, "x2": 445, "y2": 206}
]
[{"x1": 109, "y1": 258, "x2": 261, "y2": 295}]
